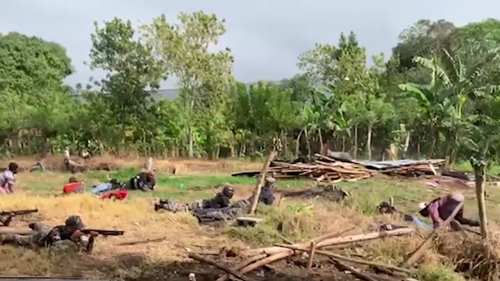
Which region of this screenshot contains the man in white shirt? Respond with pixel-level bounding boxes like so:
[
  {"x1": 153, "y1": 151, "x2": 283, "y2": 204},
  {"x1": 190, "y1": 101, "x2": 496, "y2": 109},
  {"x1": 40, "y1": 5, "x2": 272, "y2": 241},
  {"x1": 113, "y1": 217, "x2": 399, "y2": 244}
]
[{"x1": 0, "y1": 162, "x2": 18, "y2": 194}]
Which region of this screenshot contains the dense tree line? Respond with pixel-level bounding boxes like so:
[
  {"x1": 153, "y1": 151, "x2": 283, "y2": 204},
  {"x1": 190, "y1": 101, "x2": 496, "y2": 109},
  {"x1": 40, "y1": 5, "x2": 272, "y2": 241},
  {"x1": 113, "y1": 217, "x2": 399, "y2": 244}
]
[{"x1": 1, "y1": 13, "x2": 500, "y2": 164}]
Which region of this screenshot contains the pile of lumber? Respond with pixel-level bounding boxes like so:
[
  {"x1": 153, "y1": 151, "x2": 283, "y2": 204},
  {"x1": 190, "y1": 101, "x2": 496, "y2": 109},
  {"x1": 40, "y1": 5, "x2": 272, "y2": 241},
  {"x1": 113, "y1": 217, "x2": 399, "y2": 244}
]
[
  {"x1": 232, "y1": 154, "x2": 445, "y2": 182},
  {"x1": 270, "y1": 157, "x2": 375, "y2": 182},
  {"x1": 187, "y1": 228, "x2": 417, "y2": 281}
]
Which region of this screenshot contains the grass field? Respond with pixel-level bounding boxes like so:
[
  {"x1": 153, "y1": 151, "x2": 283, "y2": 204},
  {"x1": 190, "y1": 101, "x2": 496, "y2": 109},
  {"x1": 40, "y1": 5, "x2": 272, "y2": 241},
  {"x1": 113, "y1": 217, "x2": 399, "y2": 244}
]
[{"x1": 0, "y1": 158, "x2": 499, "y2": 280}]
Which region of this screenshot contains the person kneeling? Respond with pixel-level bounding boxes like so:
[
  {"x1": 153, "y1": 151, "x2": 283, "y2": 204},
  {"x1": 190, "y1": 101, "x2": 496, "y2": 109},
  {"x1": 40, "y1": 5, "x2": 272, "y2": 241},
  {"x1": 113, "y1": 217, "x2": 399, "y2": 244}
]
[{"x1": 418, "y1": 192, "x2": 479, "y2": 231}]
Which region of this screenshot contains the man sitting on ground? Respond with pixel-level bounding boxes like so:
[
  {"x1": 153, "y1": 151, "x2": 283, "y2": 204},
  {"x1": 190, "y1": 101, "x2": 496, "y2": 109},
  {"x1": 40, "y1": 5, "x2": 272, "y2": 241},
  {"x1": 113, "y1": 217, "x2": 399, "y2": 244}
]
[{"x1": 418, "y1": 192, "x2": 479, "y2": 231}]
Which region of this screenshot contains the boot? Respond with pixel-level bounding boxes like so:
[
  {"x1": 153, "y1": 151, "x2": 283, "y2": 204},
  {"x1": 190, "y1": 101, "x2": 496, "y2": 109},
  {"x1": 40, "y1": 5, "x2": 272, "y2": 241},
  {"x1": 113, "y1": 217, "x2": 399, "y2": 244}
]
[{"x1": 154, "y1": 203, "x2": 163, "y2": 212}]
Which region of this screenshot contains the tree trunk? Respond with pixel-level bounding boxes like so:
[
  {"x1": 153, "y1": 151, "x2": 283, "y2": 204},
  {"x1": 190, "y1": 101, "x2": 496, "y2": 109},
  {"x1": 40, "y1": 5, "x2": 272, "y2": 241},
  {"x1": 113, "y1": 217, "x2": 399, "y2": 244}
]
[
  {"x1": 304, "y1": 129, "x2": 311, "y2": 157},
  {"x1": 317, "y1": 128, "x2": 324, "y2": 154},
  {"x1": 471, "y1": 158, "x2": 488, "y2": 239},
  {"x1": 187, "y1": 126, "x2": 194, "y2": 158},
  {"x1": 366, "y1": 123, "x2": 373, "y2": 160},
  {"x1": 353, "y1": 125, "x2": 358, "y2": 159},
  {"x1": 428, "y1": 128, "x2": 439, "y2": 158},
  {"x1": 295, "y1": 129, "x2": 303, "y2": 157},
  {"x1": 403, "y1": 130, "x2": 411, "y2": 158}
]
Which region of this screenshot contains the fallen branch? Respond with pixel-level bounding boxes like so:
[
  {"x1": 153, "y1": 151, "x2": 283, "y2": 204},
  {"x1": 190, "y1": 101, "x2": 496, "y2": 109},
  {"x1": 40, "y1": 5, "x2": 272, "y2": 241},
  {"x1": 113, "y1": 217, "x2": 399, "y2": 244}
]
[
  {"x1": 238, "y1": 251, "x2": 292, "y2": 276},
  {"x1": 277, "y1": 244, "x2": 411, "y2": 274},
  {"x1": 188, "y1": 253, "x2": 256, "y2": 281},
  {"x1": 399, "y1": 202, "x2": 463, "y2": 268},
  {"x1": 314, "y1": 226, "x2": 356, "y2": 244},
  {"x1": 332, "y1": 259, "x2": 379, "y2": 281},
  {"x1": 215, "y1": 254, "x2": 267, "y2": 281},
  {"x1": 245, "y1": 228, "x2": 414, "y2": 256}
]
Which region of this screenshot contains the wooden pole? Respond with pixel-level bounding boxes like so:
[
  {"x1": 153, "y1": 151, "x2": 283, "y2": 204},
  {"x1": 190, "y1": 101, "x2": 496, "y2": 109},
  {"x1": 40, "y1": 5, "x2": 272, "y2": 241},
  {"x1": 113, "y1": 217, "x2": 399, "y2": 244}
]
[
  {"x1": 248, "y1": 150, "x2": 277, "y2": 215},
  {"x1": 471, "y1": 157, "x2": 488, "y2": 239},
  {"x1": 188, "y1": 253, "x2": 256, "y2": 281},
  {"x1": 277, "y1": 244, "x2": 411, "y2": 274},
  {"x1": 399, "y1": 202, "x2": 463, "y2": 268},
  {"x1": 146, "y1": 157, "x2": 154, "y2": 173},
  {"x1": 306, "y1": 241, "x2": 316, "y2": 270}
]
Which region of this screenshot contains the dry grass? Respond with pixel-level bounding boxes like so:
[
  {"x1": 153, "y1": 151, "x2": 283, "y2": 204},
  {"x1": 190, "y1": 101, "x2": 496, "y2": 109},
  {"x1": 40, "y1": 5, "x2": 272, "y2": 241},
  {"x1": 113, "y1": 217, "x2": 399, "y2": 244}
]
[
  {"x1": 0, "y1": 157, "x2": 499, "y2": 280},
  {"x1": 0, "y1": 193, "x2": 246, "y2": 279}
]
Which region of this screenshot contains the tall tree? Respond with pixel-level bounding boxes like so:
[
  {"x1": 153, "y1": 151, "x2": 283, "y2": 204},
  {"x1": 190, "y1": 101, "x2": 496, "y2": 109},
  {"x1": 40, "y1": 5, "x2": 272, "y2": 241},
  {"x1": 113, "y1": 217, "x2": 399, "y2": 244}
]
[
  {"x1": 142, "y1": 11, "x2": 234, "y2": 158},
  {"x1": 89, "y1": 17, "x2": 166, "y2": 129}
]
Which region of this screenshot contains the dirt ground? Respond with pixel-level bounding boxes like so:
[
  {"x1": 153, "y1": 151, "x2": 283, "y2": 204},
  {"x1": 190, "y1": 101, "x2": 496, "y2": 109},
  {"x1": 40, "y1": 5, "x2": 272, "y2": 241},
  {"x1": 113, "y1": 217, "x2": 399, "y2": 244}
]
[
  {"x1": 0, "y1": 155, "x2": 262, "y2": 174},
  {"x1": 0, "y1": 157, "x2": 499, "y2": 280}
]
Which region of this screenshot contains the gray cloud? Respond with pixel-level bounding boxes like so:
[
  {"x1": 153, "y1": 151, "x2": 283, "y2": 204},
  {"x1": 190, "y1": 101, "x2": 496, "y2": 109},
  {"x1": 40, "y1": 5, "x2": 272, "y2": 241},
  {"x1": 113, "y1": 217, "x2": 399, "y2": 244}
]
[{"x1": 1, "y1": 0, "x2": 498, "y2": 88}]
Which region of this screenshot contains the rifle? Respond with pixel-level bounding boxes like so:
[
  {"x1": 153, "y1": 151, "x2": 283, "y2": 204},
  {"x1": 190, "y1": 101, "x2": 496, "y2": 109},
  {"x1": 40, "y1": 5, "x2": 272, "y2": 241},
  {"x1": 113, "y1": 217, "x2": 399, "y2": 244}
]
[
  {"x1": 81, "y1": 229, "x2": 125, "y2": 236},
  {"x1": 0, "y1": 209, "x2": 38, "y2": 216}
]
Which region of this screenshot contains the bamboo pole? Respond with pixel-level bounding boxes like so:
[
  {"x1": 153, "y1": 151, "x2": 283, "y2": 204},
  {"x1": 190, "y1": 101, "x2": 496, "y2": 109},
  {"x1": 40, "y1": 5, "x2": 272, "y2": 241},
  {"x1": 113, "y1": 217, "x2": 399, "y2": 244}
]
[
  {"x1": 248, "y1": 150, "x2": 277, "y2": 215},
  {"x1": 471, "y1": 158, "x2": 488, "y2": 239},
  {"x1": 278, "y1": 244, "x2": 411, "y2": 274},
  {"x1": 399, "y1": 202, "x2": 463, "y2": 268},
  {"x1": 188, "y1": 253, "x2": 256, "y2": 281},
  {"x1": 216, "y1": 254, "x2": 267, "y2": 281},
  {"x1": 244, "y1": 228, "x2": 414, "y2": 257},
  {"x1": 306, "y1": 241, "x2": 316, "y2": 270}
]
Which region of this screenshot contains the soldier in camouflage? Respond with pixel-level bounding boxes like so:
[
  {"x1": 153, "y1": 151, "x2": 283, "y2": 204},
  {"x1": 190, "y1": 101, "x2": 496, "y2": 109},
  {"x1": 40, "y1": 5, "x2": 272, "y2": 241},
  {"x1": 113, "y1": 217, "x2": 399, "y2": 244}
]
[
  {"x1": 0, "y1": 210, "x2": 14, "y2": 226},
  {"x1": 155, "y1": 185, "x2": 235, "y2": 212},
  {"x1": 193, "y1": 177, "x2": 276, "y2": 222},
  {"x1": 0, "y1": 215, "x2": 95, "y2": 253}
]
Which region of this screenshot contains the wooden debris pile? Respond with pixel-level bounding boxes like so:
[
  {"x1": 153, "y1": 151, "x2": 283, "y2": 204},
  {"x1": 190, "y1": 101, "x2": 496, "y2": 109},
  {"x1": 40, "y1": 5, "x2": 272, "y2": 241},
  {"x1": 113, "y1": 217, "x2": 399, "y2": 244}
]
[
  {"x1": 232, "y1": 154, "x2": 446, "y2": 182},
  {"x1": 187, "y1": 228, "x2": 418, "y2": 281}
]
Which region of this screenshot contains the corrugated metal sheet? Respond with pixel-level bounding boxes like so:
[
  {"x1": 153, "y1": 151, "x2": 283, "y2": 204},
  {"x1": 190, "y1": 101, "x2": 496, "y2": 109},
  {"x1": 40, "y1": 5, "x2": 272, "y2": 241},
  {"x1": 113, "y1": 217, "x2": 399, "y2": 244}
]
[{"x1": 354, "y1": 159, "x2": 445, "y2": 170}]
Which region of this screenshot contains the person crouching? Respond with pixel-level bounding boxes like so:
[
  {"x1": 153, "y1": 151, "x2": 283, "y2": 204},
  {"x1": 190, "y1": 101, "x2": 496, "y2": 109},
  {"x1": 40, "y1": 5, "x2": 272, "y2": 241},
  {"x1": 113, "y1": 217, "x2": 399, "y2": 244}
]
[{"x1": 418, "y1": 192, "x2": 479, "y2": 231}]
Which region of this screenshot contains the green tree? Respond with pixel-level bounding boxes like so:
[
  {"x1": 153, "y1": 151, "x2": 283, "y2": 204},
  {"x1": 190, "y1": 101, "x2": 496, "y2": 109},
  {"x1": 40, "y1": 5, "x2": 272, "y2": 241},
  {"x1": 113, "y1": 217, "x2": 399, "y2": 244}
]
[
  {"x1": 142, "y1": 11, "x2": 234, "y2": 158},
  {"x1": 89, "y1": 17, "x2": 166, "y2": 129}
]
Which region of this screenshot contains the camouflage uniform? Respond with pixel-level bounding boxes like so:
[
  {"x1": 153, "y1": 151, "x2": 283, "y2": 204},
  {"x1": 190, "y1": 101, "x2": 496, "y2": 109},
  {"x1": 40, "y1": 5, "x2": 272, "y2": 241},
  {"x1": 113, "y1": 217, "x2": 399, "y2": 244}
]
[
  {"x1": 0, "y1": 217, "x2": 84, "y2": 254},
  {"x1": 0, "y1": 223, "x2": 54, "y2": 248},
  {"x1": 155, "y1": 199, "x2": 205, "y2": 212},
  {"x1": 194, "y1": 199, "x2": 252, "y2": 222}
]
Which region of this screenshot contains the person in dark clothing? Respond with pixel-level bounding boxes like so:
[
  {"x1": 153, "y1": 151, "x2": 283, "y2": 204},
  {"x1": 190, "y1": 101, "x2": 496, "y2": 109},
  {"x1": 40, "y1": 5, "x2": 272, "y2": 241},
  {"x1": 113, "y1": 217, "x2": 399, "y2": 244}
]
[
  {"x1": 377, "y1": 202, "x2": 432, "y2": 230},
  {"x1": 203, "y1": 185, "x2": 234, "y2": 209},
  {"x1": 155, "y1": 185, "x2": 234, "y2": 212},
  {"x1": 259, "y1": 177, "x2": 276, "y2": 205},
  {"x1": 126, "y1": 172, "x2": 155, "y2": 191},
  {"x1": 0, "y1": 215, "x2": 96, "y2": 253}
]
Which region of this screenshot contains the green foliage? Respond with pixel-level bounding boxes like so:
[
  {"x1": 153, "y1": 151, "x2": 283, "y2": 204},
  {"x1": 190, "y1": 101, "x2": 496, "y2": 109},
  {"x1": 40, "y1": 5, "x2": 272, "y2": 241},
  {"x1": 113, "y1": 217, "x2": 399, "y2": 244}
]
[{"x1": 1, "y1": 14, "x2": 500, "y2": 165}]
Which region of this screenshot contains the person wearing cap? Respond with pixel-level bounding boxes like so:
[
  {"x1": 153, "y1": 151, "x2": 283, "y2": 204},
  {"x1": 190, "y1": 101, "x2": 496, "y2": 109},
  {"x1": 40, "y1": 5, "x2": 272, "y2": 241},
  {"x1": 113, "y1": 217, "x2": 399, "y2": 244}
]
[
  {"x1": 419, "y1": 192, "x2": 480, "y2": 230},
  {"x1": 0, "y1": 162, "x2": 19, "y2": 194},
  {"x1": 377, "y1": 202, "x2": 432, "y2": 230},
  {"x1": 0, "y1": 215, "x2": 96, "y2": 253}
]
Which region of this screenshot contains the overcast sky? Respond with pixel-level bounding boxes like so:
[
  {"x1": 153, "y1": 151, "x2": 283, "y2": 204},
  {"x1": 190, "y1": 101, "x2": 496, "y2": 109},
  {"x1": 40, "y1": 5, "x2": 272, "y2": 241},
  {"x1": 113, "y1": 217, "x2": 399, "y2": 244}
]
[{"x1": 1, "y1": 0, "x2": 498, "y2": 89}]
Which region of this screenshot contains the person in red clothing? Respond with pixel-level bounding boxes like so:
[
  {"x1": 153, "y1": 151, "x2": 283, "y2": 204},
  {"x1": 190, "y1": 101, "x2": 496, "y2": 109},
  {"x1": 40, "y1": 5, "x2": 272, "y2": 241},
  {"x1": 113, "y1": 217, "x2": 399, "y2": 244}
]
[
  {"x1": 63, "y1": 177, "x2": 84, "y2": 194},
  {"x1": 419, "y1": 192, "x2": 479, "y2": 230}
]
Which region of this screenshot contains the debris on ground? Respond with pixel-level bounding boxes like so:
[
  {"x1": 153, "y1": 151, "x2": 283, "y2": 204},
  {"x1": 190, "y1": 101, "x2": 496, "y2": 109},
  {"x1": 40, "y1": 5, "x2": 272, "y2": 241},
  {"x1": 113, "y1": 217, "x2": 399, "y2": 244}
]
[
  {"x1": 232, "y1": 153, "x2": 445, "y2": 182},
  {"x1": 187, "y1": 228, "x2": 416, "y2": 281},
  {"x1": 280, "y1": 184, "x2": 349, "y2": 203}
]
